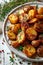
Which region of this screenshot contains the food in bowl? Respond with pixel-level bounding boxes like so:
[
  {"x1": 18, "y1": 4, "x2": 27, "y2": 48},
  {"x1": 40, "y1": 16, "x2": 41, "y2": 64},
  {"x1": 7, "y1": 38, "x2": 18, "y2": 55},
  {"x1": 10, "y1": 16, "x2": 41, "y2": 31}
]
[{"x1": 6, "y1": 5, "x2": 43, "y2": 58}]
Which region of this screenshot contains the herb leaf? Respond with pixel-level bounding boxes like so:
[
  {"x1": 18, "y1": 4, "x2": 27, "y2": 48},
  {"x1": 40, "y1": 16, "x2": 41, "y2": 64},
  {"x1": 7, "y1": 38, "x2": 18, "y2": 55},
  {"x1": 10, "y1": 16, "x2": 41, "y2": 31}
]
[
  {"x1": 9, "y1": 56, "x2": 14, "y2": 63},
  {"x1": 18, "y1": 46, "x2": 23, "y2": 51},
  {"x1": 18, "y1": 29, "x2": 22, "y2": 34},
  {"x1": 36, "y1": 4, "x2": 38, "y2": 9},
  {"x1": 7, "y1": 26, "x2": 10, "y2": 31}
]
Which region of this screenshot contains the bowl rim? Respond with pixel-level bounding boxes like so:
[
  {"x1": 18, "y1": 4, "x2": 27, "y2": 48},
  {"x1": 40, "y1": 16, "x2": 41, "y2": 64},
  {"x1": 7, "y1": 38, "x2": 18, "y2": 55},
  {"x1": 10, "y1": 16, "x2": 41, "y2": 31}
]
[{"x1": 3, "y1": 2, "x2": 43, "y2": 62}]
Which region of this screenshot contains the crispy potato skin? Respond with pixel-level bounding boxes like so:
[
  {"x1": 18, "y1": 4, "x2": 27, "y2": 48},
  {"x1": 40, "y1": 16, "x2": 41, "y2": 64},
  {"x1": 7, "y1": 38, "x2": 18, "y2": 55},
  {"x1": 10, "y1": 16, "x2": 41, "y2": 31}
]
[
  {"x1": 26, "y1": 28, "x2": 37, "y2": 40},
  {"x1": 12, "y1": 24, "x2": 21, "y2": 34},
  {"x1": 23, "y1": 45, "x2": 36, "y2": 57},
  {"x1": 38, "y1": 7, "x2": 43, "y2": 15},
  {"x1": 28, "y1": 9, "x2": 36, "y2": 19},
  {"x1": 18, "y1": 9, "x2": 24, "y2": 15},
  {"x1": 39, "y1": 34, "x2": 43, "y2": 40},
  {"x1": 28, "y1": 18, "x2": 38, "y2": 24},
  {"x1": 23, "y1": 5, "x2": 31, "y2": 13},
  {"x1": 21, "y1": 22, "x2": 29, "y2": 31},
  {"x1": 30, "y1": 6, "x2": 37, "y2": 9},
  {"x1": 17, "y1": 31, "x2": 25, "y2": 43},
  {"x1": 36, "y1": 15, "x2": 43, "y2": 19},
  {"x1": 31, "y1": 40, "x2": 40, "y2": 47},
  {"x1": 11, "y1": 41, "x2": 19, "y2": 48},
  {"x1": 39, "y1": 35, "x2": 43, "y2": 44},
  {"x1": 19, "y1": 13, "x2": 29, "y2": 22},
  {"x1": 37, "y1": 45, "x2": 43, "y2": 57},
  {"x1": 8, "y1": 14, "x2": 18, "y2": 24},
  {"x1": 34, "y1": 23, "x2": 43, "y2": 33},
  {"x1": 7, "y1": 30, "x2": 16, "y2": 40},
  {"x1": 21, "y1": 40, "x2": 29, "y2": 46}
]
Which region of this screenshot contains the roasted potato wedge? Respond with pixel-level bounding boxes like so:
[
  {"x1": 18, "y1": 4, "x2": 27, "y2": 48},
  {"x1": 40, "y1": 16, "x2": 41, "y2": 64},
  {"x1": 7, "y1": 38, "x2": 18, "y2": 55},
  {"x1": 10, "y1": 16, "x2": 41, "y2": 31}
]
[
  {"x1": 39, "y1": 34, "x2": 43, "y2": 44},
  {"x1": 11, "y1": 41, "x2": 19, "y2": 48},
  {"x1": 37, "y1": 45, "x2": 43, "y2": 57},
  {"x1": 26, "y1": 28, "x2": 37, "y2": 40},
  {"x1": 21, "y1": 22, "x2": 29, "y2": 31},
  {"x1": 17, "y1": 31, "x2": 25, "y2": 43},
  {"x1": 7, "y1": 30, "x2": 16, "y2": 40},
  {"x1": 34, "y1": 23, "x2": 43, "y2": 33},
  {"x1": 23, "y1": 45, "x2": 36, "y2": 57},
  {"x1": 23, "y1": 5, "x2": 31, "y2": 13},
  {"x1": 28, "y1": 18, "x2": 38, "y2": 24},
  {"x1": 19, "y1": 13, "x2": 29, "y2": 22},
  {"x1": 28, "y1": 9, "x2": 36, "y2": 19},
  {"x1": 36, "y1": 15, "x2": 43, "y2": 19},
  {"x1": 39, "y1": 34, "x2": 43, "y2": 40},
  {"x1": 8, "y1": 14, "x2": 18, "y2": 24},
  {"x1": 38, "y1": 7, "x2": 43, "y2": 15},
  {"x1": 31, "y1": 40, "x2": 40, "y2": 47},
  {"x1": 18, "y1": 9, "x2": 24, "y2": 15},
  {"x1": 11, "y1": 23, "x2": 21, "y2": 34}
]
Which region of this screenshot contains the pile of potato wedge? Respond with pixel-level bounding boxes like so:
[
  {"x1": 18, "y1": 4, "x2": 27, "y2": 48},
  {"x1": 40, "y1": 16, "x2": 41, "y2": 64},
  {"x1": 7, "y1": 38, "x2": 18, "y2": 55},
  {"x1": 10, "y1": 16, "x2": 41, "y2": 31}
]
[{"x1": 7, "y1": 5, "x2": 43, "y2": 58}]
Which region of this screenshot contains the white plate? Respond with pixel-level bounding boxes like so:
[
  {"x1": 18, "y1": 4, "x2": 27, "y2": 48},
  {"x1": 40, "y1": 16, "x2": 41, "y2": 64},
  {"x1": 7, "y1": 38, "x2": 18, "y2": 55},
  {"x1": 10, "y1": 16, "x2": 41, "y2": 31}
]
[{"x1": 3, "y1": 2, "x2": 43, "y2": 62}]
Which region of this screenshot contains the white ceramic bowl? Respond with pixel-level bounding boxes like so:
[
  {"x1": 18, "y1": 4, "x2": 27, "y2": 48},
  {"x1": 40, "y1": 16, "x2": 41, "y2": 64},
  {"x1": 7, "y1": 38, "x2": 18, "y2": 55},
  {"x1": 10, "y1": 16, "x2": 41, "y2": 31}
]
[{"x1": 3, "y1": 2, "x2": 43, "y2": 62}]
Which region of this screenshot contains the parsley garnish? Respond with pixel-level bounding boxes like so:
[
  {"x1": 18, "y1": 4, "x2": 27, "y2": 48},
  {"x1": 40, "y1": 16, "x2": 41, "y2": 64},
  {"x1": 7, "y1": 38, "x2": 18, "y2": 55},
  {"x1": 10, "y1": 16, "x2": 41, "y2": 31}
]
[
  {"x1": 36, "y1": 4, "x2": 38, "y2": 9},
  {"x1": 7, "y1": 26, "x2": 10, "y2": 31},
  {"x1": 9, "y1": 56, "x2": 14, "y2": 63},
  {"x1": 18, "y1": 46, "x2": 23, "y2": 51},
  {"x1": 18, "y1": 29, "x2": 22, "y2": 34}
]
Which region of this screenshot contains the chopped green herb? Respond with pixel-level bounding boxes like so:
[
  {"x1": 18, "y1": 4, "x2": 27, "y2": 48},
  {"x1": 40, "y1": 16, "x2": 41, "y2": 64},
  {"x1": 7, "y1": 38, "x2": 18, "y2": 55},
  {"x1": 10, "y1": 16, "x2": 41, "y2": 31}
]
[
  {"x1": 9, "y1": 56, "x2": 14, "y2": 63},
  {"x1": 7, "y1": 26, "x2": 10, "y2": 31},
  {"x1": 36, "y1": 4, "x2": 38, "y2": 9},
  {"x1": 16, "y1": 55, "x2": 18, "y2": 57},
  {"x1": 18, "y1": 29, "x2": 22, "y2": 34},
  {"x1": 19, "y1": 35, "x2": 21, "y2": 39},
  {"x1": 18, "y1": 46, "x2": 23, "y2": 51}
]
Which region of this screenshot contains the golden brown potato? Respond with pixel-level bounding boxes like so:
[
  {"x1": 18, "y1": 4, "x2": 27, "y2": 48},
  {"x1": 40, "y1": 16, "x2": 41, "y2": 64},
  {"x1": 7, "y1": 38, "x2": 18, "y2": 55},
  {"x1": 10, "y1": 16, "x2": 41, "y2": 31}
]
[
  {"x1": 39, "y1": 34, "x2": 43, "y2": 44},
  {"x1": 39, "y1": 34, "x2": 43, "y2": 40},
  {"x1": 7, "y1": 25, "x2": 14, "y2": 31},
  {"x1": 30, "y1": 6, "x2": 37, "y2": 10},
  {"x1": 7, "y1": 30, "x2": 16, "y2": 40},
  {"x1": 36, "y1": 15, "x2": 43, "y2": 19},
  {"x1": 28, "y1": 9, "x2": 36, "y2": 19},
  {"x1": 8, "y1": 14, "x2": 18, "y2": 24},
  {"x1": 23, "y1": 45, "x2": 36, "y2": 57},
  {"x1": 21, "y1": 40, "x2": 30, "y2": 46},
  {"x1": 21, "y1": 22, "x2": 29, "y2": 31},
  {"x1": 19, "y1": 13, "x2": 29, "y2": 22},
  {"x1": 18, "y1": 9, "x2": 24, "y2": 15},
  {"x1": 38, "y1": 7, "x2": 43, "y2": 15},
  {"x1": 34, "y1": 23, "x2": 43, "y2": 33},
  {"x1": 28, "y1": 18, "x2": 38, "y2": 24},
  {"x1": 23, "y1": 5, "x2": 31, "y2": 13},
  {"x1": 11, "y1": 41, "x2": 19, "y2": 48},
  {"x1": 26, "y1": 28, "x2": 37, "y2": 40},
  {"x1": 40, "y1": 39, "x2": 43, "y2": 44},
  {"x1": 37, "y1": 45, "x2": 43, "y2": 57},
  {"x1": 11, "y1": 24, "x2": 21, "y2": 34},
  {"x1": 31, "y1": 40, "x2": 40, "y2": 47},
  {"x1": 17, "y1": 31, "x2": 25, "y2": 43}
]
